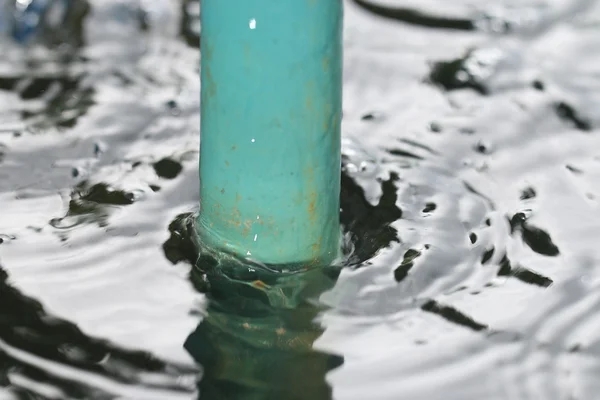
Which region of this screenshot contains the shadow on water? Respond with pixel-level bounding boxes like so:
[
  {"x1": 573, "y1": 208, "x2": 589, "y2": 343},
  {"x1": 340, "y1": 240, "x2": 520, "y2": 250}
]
[
  {"x1": 340, "y1": 167, "x2": 402, "y2": 266},
  {"x1": 180, "y1": 0, "x2": 200, "y2": 49},
  {"x1": 39, "y1": 0, "x2": 91, "y2": 49},
  {"x1": 0, "y1": 265, "x2": 197, "y2": 398},
  {"x1": 350, "y1": 0, "x2": 475, "y2": 31}
]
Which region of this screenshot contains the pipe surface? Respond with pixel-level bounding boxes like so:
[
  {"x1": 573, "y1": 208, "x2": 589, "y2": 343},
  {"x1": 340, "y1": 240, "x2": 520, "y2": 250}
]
[{"x1": 198, "y1": 0, "x2": 343, "y2": 268}]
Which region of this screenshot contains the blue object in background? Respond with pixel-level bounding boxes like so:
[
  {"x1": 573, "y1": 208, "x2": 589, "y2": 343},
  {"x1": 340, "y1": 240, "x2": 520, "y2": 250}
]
[
  {"x1": 2, "y1": 0, "x2": 71, "y2": 43},
  {"x1": 198, "y1": 0, "x2": 344, "y2": 269}
]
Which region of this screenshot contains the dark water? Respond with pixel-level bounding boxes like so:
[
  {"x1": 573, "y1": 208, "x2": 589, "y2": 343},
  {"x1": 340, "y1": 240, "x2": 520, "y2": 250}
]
[{"x1": 1, "y1": 0, "x2": 600, "y2": 398}]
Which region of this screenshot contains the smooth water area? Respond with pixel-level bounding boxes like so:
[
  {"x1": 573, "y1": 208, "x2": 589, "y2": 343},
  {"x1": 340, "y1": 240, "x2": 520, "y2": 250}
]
[{"x1": 1, "y1": 0, "x2": 600, "y2": 398}]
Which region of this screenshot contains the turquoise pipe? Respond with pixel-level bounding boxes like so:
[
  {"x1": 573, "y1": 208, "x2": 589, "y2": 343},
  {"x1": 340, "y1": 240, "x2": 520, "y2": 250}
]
[{"x1": 198, "y1": 0, "x2": 343, "y2": 268}]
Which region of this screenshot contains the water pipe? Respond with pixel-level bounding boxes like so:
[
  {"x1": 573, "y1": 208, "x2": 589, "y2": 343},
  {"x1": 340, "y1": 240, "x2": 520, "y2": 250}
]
[{"x1": 197, "y1": 0, "x2": 344, "y2": 269}]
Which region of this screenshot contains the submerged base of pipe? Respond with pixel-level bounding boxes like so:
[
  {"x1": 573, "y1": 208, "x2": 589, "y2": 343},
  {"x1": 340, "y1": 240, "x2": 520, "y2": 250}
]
[{"x1": 194, "y1": 219, "x2": 344, "y2": 274}]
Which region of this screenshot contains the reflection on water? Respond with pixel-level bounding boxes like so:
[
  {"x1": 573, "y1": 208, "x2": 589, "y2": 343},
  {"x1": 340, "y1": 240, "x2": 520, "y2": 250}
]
[
  {"x1": 164, "y1": 213, "x2": 344, "y2": 400},
  {"x1": 185, "y1": 262, "x2": 343, "y2": 400},
  {"x1": 2, "y1": 0, "x2": 600, "y2": 399}
]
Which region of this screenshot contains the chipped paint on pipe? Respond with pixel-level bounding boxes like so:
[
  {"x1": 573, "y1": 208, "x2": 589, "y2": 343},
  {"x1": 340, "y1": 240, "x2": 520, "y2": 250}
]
[{"x1": 198, "y1": 0, "x2": 343, "y2": 268}]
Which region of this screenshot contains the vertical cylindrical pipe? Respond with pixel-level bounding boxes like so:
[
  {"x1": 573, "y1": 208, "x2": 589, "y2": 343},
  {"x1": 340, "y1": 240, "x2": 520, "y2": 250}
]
[{"x1": 198, "y1": 0, "x2": 343, "y2": 268}]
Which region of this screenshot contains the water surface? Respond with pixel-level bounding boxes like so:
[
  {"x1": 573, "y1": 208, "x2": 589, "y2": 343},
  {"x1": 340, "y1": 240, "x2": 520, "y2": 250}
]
[{"x1": 2, "y1": 0, "x2": 600, "y2": 399}]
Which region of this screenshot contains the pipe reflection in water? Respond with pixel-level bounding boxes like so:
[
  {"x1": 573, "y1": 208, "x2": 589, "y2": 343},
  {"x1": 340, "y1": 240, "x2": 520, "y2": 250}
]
[{"x1": 185, "y1": 255, "x2": 344, "y2": 400}]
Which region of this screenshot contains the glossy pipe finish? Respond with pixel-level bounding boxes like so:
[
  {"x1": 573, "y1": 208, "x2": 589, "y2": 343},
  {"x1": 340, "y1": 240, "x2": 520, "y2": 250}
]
[{"x1": 198, "y1": 0, "x2": 343, "y2": 268}]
